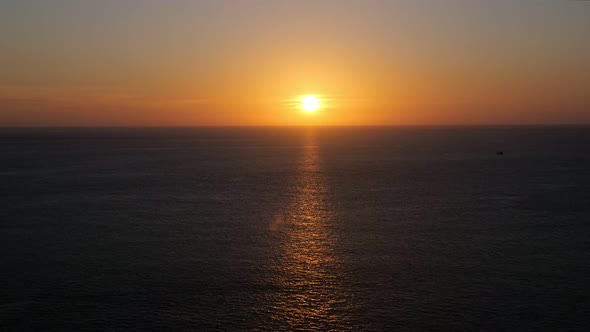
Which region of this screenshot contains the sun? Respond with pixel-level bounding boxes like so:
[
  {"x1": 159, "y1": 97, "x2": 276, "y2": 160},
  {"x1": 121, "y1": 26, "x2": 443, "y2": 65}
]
[{"x1": 300, "y1": 95, "x2": 321, "y2": 112}]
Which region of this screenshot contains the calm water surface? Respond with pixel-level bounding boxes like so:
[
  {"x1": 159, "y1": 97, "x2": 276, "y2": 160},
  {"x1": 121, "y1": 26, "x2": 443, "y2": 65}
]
[{"x1": 0, "y1": 127, "x2": 589, "y2": 330}]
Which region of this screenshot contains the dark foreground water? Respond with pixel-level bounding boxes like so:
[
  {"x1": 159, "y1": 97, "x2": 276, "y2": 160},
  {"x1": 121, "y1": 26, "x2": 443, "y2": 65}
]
[{"x1": 0, "y1": 126, "x2": 589, "y2": 331}]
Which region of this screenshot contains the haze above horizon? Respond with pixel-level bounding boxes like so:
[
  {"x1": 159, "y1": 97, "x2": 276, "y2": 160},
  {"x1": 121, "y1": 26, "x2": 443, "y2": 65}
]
[{"x1": 1, "y1": 0, "x2": 589, "y2": 126}]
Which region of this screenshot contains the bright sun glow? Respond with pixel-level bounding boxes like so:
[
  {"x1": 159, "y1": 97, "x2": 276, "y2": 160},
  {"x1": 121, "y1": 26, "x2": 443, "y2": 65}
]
[{"x1": 300, "y1": 95, "x2": 321, "y2": 112}]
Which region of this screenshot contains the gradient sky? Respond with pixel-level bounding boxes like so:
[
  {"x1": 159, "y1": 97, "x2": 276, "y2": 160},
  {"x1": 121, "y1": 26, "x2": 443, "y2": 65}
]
[{"x1": 1, "y1": 0, "x2": 589, "y2": 126}]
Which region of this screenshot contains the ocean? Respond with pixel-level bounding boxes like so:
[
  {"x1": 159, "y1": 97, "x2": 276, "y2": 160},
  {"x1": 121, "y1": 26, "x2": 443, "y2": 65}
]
[{"x1": 0, "y1": 126, "x2": 588, "y2": 330}]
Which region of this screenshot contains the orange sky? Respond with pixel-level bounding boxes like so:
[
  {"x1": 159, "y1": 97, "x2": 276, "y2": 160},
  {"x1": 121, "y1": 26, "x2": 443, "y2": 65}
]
[{"x1": 1, "y1": 1, "x2": 589, "y2": 126}]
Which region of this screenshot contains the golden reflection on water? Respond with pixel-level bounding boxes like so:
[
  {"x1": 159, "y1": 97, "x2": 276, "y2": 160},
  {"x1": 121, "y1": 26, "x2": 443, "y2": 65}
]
[{"x1": 266, "y1": 129, "x2": 350, "y2": 330}]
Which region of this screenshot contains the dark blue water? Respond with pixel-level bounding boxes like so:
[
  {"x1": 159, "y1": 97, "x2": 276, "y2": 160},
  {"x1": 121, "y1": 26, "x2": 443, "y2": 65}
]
[{"x1": 1, "y1": 127, "x2": 589, "y2": 331}]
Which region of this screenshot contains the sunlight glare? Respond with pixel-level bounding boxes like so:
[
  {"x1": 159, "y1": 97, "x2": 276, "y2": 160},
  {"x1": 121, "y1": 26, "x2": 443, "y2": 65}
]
[{"x1": 300, "y1": 95, "x2": 321, "y2": 113}]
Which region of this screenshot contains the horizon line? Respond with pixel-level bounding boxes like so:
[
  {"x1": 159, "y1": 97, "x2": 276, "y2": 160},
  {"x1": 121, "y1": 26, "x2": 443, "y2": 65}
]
[{"x1": 1, "y1": 123, "x2": 589, "y2": 129}]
